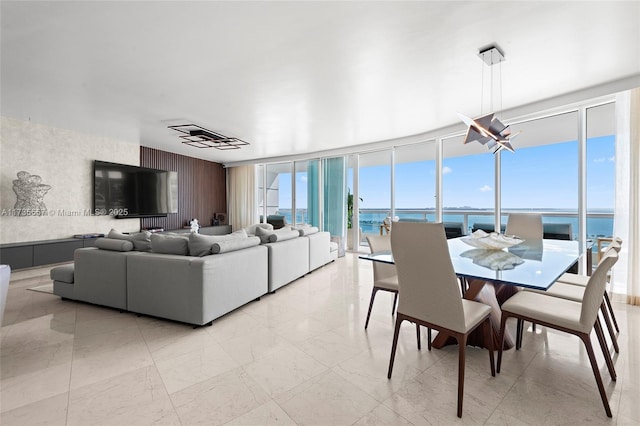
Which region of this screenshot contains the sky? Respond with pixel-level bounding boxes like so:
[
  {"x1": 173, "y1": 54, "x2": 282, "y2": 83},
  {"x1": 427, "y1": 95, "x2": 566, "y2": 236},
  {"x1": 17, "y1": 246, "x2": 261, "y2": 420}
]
[
  {"x1": 358, "y1": 136, "x2": 615, "y2": 210},
  {"x1": 277, "y1": 135, "x2": 615, "y2": 212}
]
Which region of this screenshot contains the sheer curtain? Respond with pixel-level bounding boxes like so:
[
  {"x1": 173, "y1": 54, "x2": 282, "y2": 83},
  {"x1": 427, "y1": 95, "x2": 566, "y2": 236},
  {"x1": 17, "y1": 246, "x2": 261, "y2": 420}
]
[
  {"x1": 613, "y1": 88, "x2": 640, "y2": 305},
  {"x1": 227, "y1": 165, "x2": 256, "y2": 232}
]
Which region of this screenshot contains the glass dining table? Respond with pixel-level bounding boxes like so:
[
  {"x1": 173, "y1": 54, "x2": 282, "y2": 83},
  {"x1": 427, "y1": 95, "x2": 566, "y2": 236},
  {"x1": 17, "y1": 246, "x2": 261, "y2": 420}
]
[{"x1": 359, "y1": 237, "x2": 582, "y2": 349}]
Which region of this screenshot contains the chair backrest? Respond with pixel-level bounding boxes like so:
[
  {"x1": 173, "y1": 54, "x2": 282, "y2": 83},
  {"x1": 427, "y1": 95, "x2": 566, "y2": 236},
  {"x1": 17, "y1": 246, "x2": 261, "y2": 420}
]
[
  {"x1": 390, "y1": 222, "x2": 465, "y2": 332},
  {"x1": 580, "y1": 249, "x2": 619, "y2": 330},
  {"x1": 366, "y1": 235, "x2": 397, "y2": 283},
  {"x1": 610, "y1": 239, "x2": 622, "y2": 252},
  {"x1": 505, "y1": 213, "x2": 543, "y2": 241}
]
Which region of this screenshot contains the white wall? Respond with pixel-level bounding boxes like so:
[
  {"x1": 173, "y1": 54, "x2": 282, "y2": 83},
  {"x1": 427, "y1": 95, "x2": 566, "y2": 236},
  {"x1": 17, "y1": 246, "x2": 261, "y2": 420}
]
[{"x1": 0, "y1": 116, "x2": 140, "y2": 244}]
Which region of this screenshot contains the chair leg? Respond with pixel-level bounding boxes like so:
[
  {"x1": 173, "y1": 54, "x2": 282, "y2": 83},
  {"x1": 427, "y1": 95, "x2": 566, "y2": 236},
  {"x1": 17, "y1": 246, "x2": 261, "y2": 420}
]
[
  {"x1": 594, "y1": 318, "x2": 617, "y2": 381},
  {"x1": 579, "y1": 332, "x2": 613, "y2": 418},
  {"x1": 497, "y1": 314, "x2": 509, "y2": 374},
  {"x1": 456, "y1": 334, "x2": 467, "y2": 418},
  {"x1": 392, "y1": 291, "x2": 398, "y2": 315},
  {"x1": 387, "y1": 315, "x2": 403, "y2": 379},
  {"x1": 532, "y1": 323, "x2": 536, "y2": 332},
  {"x1": 600, "y1": 302, "x2": 619, "y2": 353},
  {"x1": 427, "y1": 327, "x2": 432, "y2": 351},
  {"x1": 604, "y1": 291, "x2": 619, "y2": 332},
  {"x1": 365, "y1": 288, "x2": 378, "y2": 330},
  {"x1": 516, "y1": 319, "x2": 523, "y2": 350},
  {"x1": 416, "y1": 323, "x2": 421, "y2": 350},
  {"x1": 484, "y1": 318, "x2": 495, "y2": 377}
]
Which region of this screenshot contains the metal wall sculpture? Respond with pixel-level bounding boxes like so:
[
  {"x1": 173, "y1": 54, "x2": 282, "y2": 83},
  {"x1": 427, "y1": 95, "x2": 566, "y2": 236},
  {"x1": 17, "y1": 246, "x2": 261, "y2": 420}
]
[{"x1": 12, "y1": 171, "x2": 52, "y2": 215}]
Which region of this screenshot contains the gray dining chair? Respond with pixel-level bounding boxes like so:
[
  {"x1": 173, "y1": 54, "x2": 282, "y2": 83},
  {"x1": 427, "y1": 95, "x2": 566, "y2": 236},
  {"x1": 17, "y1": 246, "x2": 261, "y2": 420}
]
[
  {"x1": 388, "y1": 222, "x2": 494, "y2": 418},
  {"x1": 505, "y1": 213, "x2": 543, "y2": 240},
  {"x1": 497, "y1": 250, "x2": 619, "y2": 418}
]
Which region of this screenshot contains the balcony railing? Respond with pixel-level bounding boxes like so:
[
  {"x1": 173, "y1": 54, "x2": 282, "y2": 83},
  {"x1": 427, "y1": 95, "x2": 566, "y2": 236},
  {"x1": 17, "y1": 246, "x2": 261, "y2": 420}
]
[{"x1": 357, "y1": 208, "x2": 614, "y2": 244}]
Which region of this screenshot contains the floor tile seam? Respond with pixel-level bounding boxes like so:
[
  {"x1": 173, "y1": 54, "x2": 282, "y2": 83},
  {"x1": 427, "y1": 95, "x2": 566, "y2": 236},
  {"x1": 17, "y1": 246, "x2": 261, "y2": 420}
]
[
  {"x1": 516, "y1": 350, "x2": 618, "y2": 412},
  {"x1": 349, "y1": 401, "x2": 416, "y2": 426},
  {"x1": 294, "y1": 335, "x2": 364, "y2": 369},
  {"x1": 240, "y1": 358, "x2": 329, "y2": 402},
  {"x1": 329, "y1": 363, "x2": 392, "y2": 405},
  {"x1": 137, "y1": 321, "x2": 184, "y2": 426},
  {"x1": 64, "y1": 326, "x2": 78, "y2": 426},
  {"x1": 481, "y1": 347, "x2": 539, "y2": 424}
]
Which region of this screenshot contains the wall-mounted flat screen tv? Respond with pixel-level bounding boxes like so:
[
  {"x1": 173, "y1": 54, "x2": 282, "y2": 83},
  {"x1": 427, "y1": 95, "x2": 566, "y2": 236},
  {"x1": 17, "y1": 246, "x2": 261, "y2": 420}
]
[{"x1": 93, "y1": 160, "x2": 178, "y2": 218}]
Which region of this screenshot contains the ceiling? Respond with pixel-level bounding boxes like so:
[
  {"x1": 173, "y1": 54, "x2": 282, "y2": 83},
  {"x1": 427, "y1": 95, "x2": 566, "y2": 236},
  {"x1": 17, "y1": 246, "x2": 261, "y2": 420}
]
[{"x1": 2, "y1": 1, "x2": 639, "y2": 165}]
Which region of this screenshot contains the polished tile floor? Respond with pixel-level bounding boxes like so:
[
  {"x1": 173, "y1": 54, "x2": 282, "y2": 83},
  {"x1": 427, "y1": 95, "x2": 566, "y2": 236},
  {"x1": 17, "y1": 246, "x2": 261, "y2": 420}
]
[{"x1": 1, "y1": 254, "x2": 638, "y2": 425}]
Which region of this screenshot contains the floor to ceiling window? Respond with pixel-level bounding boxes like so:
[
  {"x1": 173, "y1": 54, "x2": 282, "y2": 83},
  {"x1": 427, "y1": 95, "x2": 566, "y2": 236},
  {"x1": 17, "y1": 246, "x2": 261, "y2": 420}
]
[
  {"x1": 264, "y1": 162, "x2": 293, "y2": 223},
  {"x1": 442, "y1": 134, "x2": 495, "y2": 233},
  {"x1": 294, "y1": 160, "x2": 320, "y2": 226},
  {"x1": 358, "y1": 150, "x2": 392, "y2": 246},
  {"x1": 501, "y1": 111, "x2": 579, "y2": 237},
  {"x1": 394, "y1": 141, "x2": 437, "y2": 222},
  {"x1": 255, "y1": 97, "x2": 623, "y2": 278}
]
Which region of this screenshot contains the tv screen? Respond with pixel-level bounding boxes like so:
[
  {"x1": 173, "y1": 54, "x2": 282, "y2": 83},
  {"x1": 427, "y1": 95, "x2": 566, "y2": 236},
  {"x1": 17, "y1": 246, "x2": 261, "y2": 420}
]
[{"x1": 93, "y1": 161, "x2": 178, "y2": 218}]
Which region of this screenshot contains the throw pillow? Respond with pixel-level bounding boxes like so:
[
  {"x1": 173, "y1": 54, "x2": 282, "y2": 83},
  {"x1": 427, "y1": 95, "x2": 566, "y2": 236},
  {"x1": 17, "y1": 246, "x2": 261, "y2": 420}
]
[
  {"x1": 268, "y1": 228, "x2": 300, "y2": 243},
  {"x1": 108, "y1": 229, "x2": 152, "y2": 251},
  {"x1": 211, "y1": 236, "x2": 261, "y2": 254},
  {"x1": 188, "y1": 230, "x2": 248, "y2": 256},
  {"x1": 150, "y1": 234, "x2": 189, "y2": 255},
  {"x1": 254, "y1": 226, "x2": 275, "y2": 244},
  {"x1": 95, "y1": 238, "x2": 134, "y2": 252},
  {"x1": 245, "y1": 223, "x2": 274, "y2": 235},
  {"x1": 294, "y1": 226, "x2": 319, "y2": 236}
]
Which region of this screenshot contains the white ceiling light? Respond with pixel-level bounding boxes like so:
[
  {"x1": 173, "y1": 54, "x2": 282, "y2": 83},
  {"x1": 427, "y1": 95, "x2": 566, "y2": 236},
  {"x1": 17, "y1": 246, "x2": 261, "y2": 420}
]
[{"x1": 459, "y1": 45, "x2": 520, "y2": 154}]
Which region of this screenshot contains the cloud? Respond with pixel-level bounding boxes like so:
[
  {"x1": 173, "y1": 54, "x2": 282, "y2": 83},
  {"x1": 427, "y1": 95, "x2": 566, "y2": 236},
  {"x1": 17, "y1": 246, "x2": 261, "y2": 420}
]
[
  {"x1": 299, "y1": 175, "x2": 307, "y2": 182},
  {"x1": 479, "y1": 185, "x2": 492, "y2": 192},
  {"x1": 442, "y1": 166, "x2": 452, "y2": 175},
  {"x1": 608, "y1": 156, "x2": 615, "y2": 162},
  {"x1": 593, "y1": 157, "x2": 606, "y2": 163}
]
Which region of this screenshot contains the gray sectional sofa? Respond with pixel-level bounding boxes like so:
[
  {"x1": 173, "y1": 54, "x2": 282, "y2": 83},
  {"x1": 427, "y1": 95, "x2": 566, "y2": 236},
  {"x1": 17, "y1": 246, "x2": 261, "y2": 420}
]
[{"x1": 51, "y1": 224, "x2": 337, "y2": 326}]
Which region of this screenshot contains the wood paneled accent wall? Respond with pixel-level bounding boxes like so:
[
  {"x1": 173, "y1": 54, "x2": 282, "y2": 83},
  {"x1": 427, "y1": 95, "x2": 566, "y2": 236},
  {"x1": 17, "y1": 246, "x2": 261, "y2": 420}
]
[{"x1": 140, "y1": 147, "x2": 226, "y2": 231}]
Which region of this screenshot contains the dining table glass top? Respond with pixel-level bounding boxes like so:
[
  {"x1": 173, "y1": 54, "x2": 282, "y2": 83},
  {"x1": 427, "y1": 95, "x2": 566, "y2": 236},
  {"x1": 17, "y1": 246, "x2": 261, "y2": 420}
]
[{"x1": 359, "y1": 237, "x2": 581, "y2": 291}]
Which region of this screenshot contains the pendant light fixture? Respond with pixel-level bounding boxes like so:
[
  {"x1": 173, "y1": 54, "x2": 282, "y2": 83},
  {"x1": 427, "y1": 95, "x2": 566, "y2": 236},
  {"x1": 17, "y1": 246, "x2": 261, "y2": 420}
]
[{"x1": 458, "y1": 45, "x2": 520, "y2": 154}]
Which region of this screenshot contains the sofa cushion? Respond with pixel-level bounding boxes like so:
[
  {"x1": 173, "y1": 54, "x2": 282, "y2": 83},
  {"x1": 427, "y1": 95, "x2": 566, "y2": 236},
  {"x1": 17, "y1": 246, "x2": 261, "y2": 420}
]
[
  {"x1": 255, "y1": 226, "x2": 298, "y2": 243},
  {"x1": 188, "y1": 230, "x2": 248, "y2": 256},
  {"x1": 151, "y1": 234, "x2": 189, "y2": 255},
  {"x1": 211, "y1": 236, "x2": 261, "y2": 254},
  {"x1": 245, "y1": 223, "x2": 274, "y2": 235},
  {"x1": 268, "y1": 229, "x2": 300, "y2": 243},
  {"x1": 95, "y1": 238, "x2": 134, "y2": 252},
  {"x1": 108, "y1": 229, "x2": 152, "y2": 251},
  {"x1": 295, "y1": 225, "x2": 319, "y2": 236}
]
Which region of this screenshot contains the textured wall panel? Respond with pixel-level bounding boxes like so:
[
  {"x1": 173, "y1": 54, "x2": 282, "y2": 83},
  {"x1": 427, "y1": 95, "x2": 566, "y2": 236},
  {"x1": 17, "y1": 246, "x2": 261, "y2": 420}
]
[
  {"x1": 0, "y1": 117, "x2": 140, "y2": 244},
  {"x1": 140, "y1": 147, "x2": 226, "y2": 231}
]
